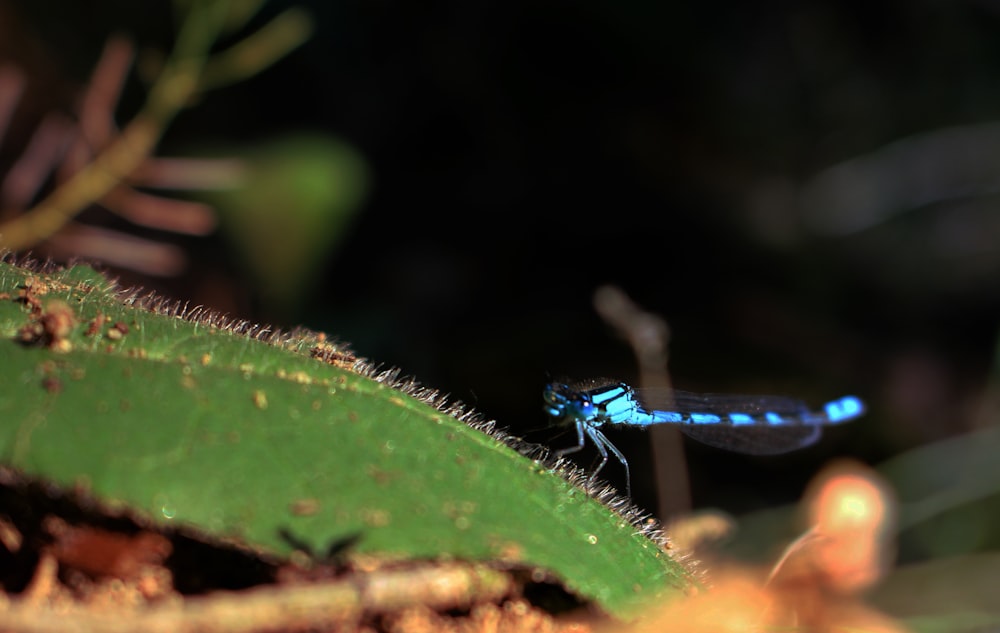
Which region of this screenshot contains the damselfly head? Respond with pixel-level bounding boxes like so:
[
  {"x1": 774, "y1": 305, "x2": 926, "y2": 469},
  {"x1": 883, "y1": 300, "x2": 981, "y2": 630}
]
[{"x1": 543, "y1": 382, "x2": 596, "y2": 424}]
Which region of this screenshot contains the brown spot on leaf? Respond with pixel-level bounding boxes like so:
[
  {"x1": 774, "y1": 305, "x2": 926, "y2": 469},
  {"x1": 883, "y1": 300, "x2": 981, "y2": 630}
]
[
  {"x1": 252, "y1": 389, "x2": 268, "y2": 410},
  {"x1": 41, "y1": 376, "x2": 63, "y2": 394},
  {"x1": 310, "y1": 341, "x2": 358, "y2": 370},
  {"x1": 18, "y1": 300, "x2": 77, "y2": 351},
  {"x1": 17, "y1": 277, "x2": 48, "y2": 312},
  {"x1": 85, "y1": 313, "x2": 106, "y2": 336},
  {"x1": 289, "y1": 499, "x2": 320, "y2": 516},
  {"x1": 359, "y1": 508, "x2": 390, "y2": 528},
  {"x1": 106, "y1": 321, "x2": 130, "y2": 341}
]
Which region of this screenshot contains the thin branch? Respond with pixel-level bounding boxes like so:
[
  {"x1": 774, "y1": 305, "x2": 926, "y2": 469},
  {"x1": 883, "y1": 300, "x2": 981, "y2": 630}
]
[
  {"x1": 0, "y1": 1, "x2": 310, "y2": 253},
  {"x1": 100, "y1": 187, "x2": 217, "y2": 235},
  {"x1": 199, "y1": 8, "x2": 314, "y2": 90},
  {"x1": 131, "y1": 157, "x2": 247, "y2": 190},
  {"x1": 45, "y1": 224, "x2": 189, "y2": 276},
  {"x1": 0, "y1": 65, "x2": 26, "y2": 147},
  {"x1": 1, "y1": 114, "x2": 76, "y2": 210},
  {"x1": 0, "y1": 562, "x2": 515, "y2": 633},
  {"x1": 76, "y1": 36, "x2": 134, "y2": 150},
  {"x1": 0, "y1": 99, "x2": 180, "y2": 250},
  {"x1": 0, "y1": 20, "x2": 203, "y2": 251}
]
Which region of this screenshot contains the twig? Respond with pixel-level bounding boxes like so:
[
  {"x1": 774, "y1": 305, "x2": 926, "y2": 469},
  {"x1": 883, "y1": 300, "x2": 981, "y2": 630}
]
[
  {"x1": 0, "y1": 65, "x2": 26, "y2": 147},
  {"x1": 593, "y1": 285, "x2": 691, "y2": 518},
  {"x1": 75, "y1": 36, "x2": 134, "y2": 155},
  {"x1": 0, "y1": 2, "x2": 311, "y2": 253},
  {"x1": 1, "y1": 114, "x2": 76, "y2": 209},
  {"x1": 0, "y1": 28, "x2": 202, "y2": 251},
  {"x1": 0, "y1": 562, "x2": 515, "y2": 633},
  {"x1": 199, "y1": 8, "x2": 314, "y2": 90}
]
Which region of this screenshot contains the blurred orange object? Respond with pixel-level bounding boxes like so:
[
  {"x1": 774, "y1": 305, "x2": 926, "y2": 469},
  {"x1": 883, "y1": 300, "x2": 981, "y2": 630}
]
[{"x1": 617, "y1": 460, "x2": 909, "y2": 633}]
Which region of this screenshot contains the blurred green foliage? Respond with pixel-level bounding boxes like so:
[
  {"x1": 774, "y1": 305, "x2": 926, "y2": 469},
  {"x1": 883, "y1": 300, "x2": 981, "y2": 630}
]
[{"x1": 203, "y1": 135, "x2": 368, "y2": 318}]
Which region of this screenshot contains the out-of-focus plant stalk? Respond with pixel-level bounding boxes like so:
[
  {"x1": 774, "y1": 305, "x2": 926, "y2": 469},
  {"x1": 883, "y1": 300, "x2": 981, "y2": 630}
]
[{"x1": 0, "y1": 1, "x2": 312, "y2": 252}]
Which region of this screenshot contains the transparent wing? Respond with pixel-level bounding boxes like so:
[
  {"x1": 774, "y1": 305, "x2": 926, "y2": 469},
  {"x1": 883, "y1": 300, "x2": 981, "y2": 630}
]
[
  {"x1": 634, "y1": 388, "x2": 824, "y2": 454},
  {"x1": 634, "y1": 389, "x2": 813, "y2": 417},
  {"x1": 677, "y1": 423, "x2": 822, "y2": 454}
]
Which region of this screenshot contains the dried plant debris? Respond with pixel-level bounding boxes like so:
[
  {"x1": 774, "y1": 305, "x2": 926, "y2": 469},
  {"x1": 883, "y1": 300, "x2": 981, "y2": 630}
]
[{"x1": 0, "y1": 468, "x2": 593, "y2": 633}]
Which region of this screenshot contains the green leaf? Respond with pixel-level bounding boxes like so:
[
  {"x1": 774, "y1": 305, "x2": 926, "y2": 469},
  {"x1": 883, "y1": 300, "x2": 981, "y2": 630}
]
[
  {"x1": 205, "y1": 134, "x2": 369, "y2": 317},
  {"x1": 0, "y1": 258, "x2": 688, "y2": 616}
]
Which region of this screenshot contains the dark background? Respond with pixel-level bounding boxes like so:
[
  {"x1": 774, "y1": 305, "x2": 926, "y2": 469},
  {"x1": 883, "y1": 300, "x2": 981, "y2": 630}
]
[{"x1": 5, "y1": 0, "x2": 1000, "y2": 529}]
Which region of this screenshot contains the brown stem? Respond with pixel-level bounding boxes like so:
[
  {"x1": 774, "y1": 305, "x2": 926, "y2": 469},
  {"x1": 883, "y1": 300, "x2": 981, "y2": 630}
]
[
  {"x1": 0, "y1": 562, "x2": 514, "y2": 633},
  {"x1": 0, "y1": 55, "x2": 197, "y2": 252}
]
